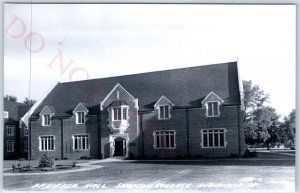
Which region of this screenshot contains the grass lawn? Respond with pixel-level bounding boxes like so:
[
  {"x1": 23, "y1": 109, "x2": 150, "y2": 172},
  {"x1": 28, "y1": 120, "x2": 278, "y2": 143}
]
[{"x1": 3, "y1": 152, "x2": 295, "y2": 192}]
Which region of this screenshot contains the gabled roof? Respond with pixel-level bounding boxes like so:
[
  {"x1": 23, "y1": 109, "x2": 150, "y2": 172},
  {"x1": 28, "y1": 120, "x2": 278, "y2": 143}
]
[
  {"x1": 201, "y1": 91, "x2": 225, "y2": 104},
  {"x1": 154, "y1": 95, "x2": 175, "y2": 108},
  {"x1": 4, "y1": 100, "x2": 29, "y2": 124},
  {"x1": 31, "y1": 62, "x2": 241, "y2": 117}
]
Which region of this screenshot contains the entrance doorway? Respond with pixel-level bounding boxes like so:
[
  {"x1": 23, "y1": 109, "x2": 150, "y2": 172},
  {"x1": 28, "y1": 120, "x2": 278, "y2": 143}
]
[{"x1": 114, "y1": 138, "x2": 125, "y2": 156}]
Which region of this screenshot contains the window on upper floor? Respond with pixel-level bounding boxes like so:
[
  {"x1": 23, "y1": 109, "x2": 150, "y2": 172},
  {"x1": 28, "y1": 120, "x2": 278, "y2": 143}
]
[
  {"x1": 6, "y1": 125, "x2": 14, "y2": 136},
  {"x1": 201, "y1": 129, "x2": 226, "y2": 148},
  {"x1": 39, "y1": 136, "x2": 55, "y2": 151},
  {"x1": 73, "y1": 134, "x2": 89, "y2": 150},
  {"x1": 113, "y1": 106, "x2": 127, "y2": 121},
  {"x1": 153, "y1": 130, "x2": 176, "y2": 149},
  {"x1": 7, "y1": 140, "x2": 14, "y2": 152},
  {"x1": 42, "y1": 114, "x2": 51, "y2": 126},
  {"x1": 4, "y1": 111, "x2": 8, "y2": 119},
  {"x1": 76, "y1": 111, "x2": 85, "y2": 124},
  {"x1": 159, "y1": 105, "x2": 170, "y2": 119},
  {"x1": 207, "y1": 101, "x2": 219, "y2": 117}
]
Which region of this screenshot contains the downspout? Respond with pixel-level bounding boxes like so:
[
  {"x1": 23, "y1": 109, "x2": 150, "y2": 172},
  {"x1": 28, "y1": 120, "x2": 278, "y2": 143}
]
[
  {"x1": 140, "y1": 113, "x2": 144, "y2": 158},
  {"x1": 28, "y1": 119, "x2": 31, "y2": 160},
  {"x1": 61, "y1": 118, "x2": 64, "y2": 159},
  {"x1": 186, "y1": 109, "x2": 190, "y2": 157},
  {"x1": 237, "y1": 105, "x2": 241, "y2": 157},
  {"x1": 98, "y1": 112, "x2": 102, "y2": 159}
]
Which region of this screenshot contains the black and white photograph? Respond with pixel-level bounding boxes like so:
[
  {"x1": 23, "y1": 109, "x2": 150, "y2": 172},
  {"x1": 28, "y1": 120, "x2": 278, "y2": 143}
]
[{"x1": 2, "y1": 3, "x2": 296, "y2": 192}]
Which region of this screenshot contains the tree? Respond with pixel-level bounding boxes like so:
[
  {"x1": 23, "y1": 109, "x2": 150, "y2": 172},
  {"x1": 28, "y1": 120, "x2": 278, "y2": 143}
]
[
  {"x1": 23, "y1": 98, "x2": 36, "y2": 105},
  {"x1": 281, "y1": 109, "x2": 296, "y2": 147},
  {"x1": 4, "y1": 95, "x2": 17, "y2": 102},
  {"x1": 243, "y1": 80, "x2": 269, "y2": 116},
  {"x1": 243, "y1": 80, "x2": 271, "y2": 146}
]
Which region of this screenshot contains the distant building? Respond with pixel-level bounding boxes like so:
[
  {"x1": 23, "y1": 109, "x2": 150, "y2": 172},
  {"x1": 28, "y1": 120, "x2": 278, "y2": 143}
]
[
  {"x1": 4, "y1": 100, "x2": 30, "y2": 160},
  {"x1": 27, "y1": 62, "x2": 245, "y2": 160}
]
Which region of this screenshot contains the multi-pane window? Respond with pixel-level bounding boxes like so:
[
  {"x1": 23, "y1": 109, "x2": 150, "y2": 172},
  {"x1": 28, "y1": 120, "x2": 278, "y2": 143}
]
[
  {"x1": 73, "y1": 135, "x2": 89, "y2": 150},
  {"x1": 207, "y1": 102, "x2": 219, "y2": 117},
  {"x1": 76, "y1": 112, "x2": 85, "y2": 124},
  {"x1": 4, "y1": 111, "x2": 9, "y2": 118},
  {"x1": 113, "y1": 107, "x2": 127, "y2": 121},
  {"x1": 154, "y1": 130, "x2": 175, "y2": 149},
  {"x1": 24, "y1": 128, "x2": 28, "y2": 136},
  {"x1": 202, "y1": 129, "x2": 226, "y2": 148},
  {"x1": 7, "y1": 126, "x2": 14, "y2": 136},
  {"x1": 159, "y1": 105, "x2": 170, "y2": 119},
  {"x1": 24, "y1": 141, "x2": 28, "y2": 152},
  {"x1": 43, "y1": 114, "x2": 51, "y2": 126},
  {"x1": 39, "y1": 136, "x2": 55, "y2": 151},
  {"x1": 7, "y1": 140, "x2": 14, "y2": 152}
]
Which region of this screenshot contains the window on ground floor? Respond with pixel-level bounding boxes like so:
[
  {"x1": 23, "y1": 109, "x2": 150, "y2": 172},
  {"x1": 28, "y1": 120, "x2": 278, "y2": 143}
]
[
  {"x1": 39, "y1": 136, "x2": 55, "y2": 151},
  {"x1": 201, "y1": 129, "x2": 226, "y2": 148},
  {"x1": 73, "y1": 134, "x2": 89, "y2": 150},
  {"x1": 7, "y1": 140, "x2": 14, "y2": 152},
  {"x1": 153, "y1": 130, "x2": 176, "y2": 149},
  {"x1": 24, "y1": 141, "x2": 28, "y2": 152}
]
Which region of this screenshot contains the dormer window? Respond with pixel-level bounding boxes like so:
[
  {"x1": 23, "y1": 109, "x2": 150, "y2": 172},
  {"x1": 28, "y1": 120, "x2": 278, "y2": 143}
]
[
  {"x1": 76, "y1": 111, "x2": 85, "y2": 124},
  {"x1": 43, "y1": 114, "x2": 51, "y2": 126},
  {"x1": 202, "y1": 92, "x2": 224, "y2": 118},
  {"x1": 154, "y1": 95, "x2": 174, "y2": 120},
  {"x1": 159, "y1": 105, "x2": 170, "y2": 119},
  {"x1": 40, "y1": 106, "x2": 55, "y2": 126},
  {"x1": 4, "y1": 111, "x2": 8, "y2": 118},
  {"x1": 207, "y1": 102, "x2": 219, "y2": 117},
  {"x1": 113, "y1": 106, "x2": 127, "y2": 121}
]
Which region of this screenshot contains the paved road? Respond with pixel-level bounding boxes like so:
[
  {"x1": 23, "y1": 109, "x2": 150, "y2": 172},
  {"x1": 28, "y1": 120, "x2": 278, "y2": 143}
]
[{"x1": 3, "y1": 153, "x2": 295, "y2": 192}]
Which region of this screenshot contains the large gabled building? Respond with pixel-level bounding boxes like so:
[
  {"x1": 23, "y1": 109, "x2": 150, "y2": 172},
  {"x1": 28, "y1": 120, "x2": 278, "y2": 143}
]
[
  {"x1": 27, "y1": 62, "x2": 245, "y2": 160},
  {"x1": 4, "y1": 100, "x2": 30, "y2": 160}
]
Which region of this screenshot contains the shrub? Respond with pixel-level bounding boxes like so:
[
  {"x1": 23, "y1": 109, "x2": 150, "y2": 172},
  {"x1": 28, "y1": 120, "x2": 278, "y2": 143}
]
[{"x1": 39, "y1": 153, "x2": 55, "y2": 168}]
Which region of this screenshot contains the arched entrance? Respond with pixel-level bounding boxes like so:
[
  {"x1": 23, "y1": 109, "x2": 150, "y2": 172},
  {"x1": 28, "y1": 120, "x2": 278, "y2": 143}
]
[{"x1": 114, "y1": 138, "x2": 126, "y2": 156}]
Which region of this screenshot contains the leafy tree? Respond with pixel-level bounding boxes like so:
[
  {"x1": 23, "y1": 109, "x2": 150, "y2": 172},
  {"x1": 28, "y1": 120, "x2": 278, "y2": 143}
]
[
  {"x1": 4, "y1": 95, "x2": 17, "y2": 102},
  {"x1": 243, "y1": 80, "x2": 271, "y2": 145},
  {"x1": 23, "y1": 97, "x2": 36, "y2": 105},
  {"x1": 281, "y1": 109, "x2": 296, "y2": 147}
]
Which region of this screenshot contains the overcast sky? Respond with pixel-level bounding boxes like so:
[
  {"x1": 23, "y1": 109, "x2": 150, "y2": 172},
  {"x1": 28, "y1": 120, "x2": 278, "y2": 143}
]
[{"x1": 4, "y1": 4, "x2": 295, "y2": 117}]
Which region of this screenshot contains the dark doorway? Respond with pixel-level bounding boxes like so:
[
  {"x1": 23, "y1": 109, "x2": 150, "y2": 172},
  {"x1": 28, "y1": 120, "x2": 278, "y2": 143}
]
[{"x1": 114, "y1": 138, "x2": 125, "y2": 156}]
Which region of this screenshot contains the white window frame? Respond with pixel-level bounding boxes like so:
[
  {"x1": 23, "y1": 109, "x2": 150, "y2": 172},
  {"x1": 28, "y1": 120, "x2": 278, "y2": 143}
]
[
  {"x1": 158, "y1": 105, "x2": 171, "y2": 120},
  {"x1": 6, "y1": 140, "x2": 14, "y2": 152},
  {"x1": 24, "y1": 127, "x2": 28, "y2": 136},
  {"x1": 112, "y1": 106, "x2": 128, "y2": 121},
  {"x1": 153, "y1": 130, "x2": 176, "y2": 149},
  {"x1": 24, "y1": 141, "x2": 28, "y2": 152},
  {"x1": 76, "y1": 111, "x2": 86, "y2": 124},
  {"x1": 6, "y1": 125, "x2": 14, "y2": 136},
  {"x1": 4, "y1": 111, "x2": 9, "y2": 118},
  {"x1": 206, "y1": 101, "x2": 220, "y2": 117},
  {"x1": 201, "y1": 128, "x2": 227, "y2": 148},
  {"x1": 39, "y1": 136, "x2": 55, "y2": 151},
  {"x1": 72, "y1": 134, "x2": 90, "y2": 150},
  {"x1": 42, "y1": 113, "x2": 51, "y2": 126}
]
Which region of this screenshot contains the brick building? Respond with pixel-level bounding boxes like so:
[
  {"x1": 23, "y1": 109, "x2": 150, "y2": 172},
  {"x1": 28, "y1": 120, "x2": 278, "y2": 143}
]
[
  {"x1": 4, "y1": 100, "x2": 30, "y2": 160},
  {"x1": 27, "y1": 62, "x2": 245, "y2": 160}
]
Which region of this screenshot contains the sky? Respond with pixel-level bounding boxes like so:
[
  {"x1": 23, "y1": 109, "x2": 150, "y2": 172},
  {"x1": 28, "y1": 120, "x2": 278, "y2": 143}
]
[{"x1": 4, "y1": 4, "x2": 296, "y2": 117}]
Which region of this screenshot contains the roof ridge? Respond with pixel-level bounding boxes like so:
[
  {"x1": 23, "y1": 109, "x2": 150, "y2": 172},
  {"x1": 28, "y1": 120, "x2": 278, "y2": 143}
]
[{"x1": 60, "y1": 61, "x2": 236, "y2": 85}]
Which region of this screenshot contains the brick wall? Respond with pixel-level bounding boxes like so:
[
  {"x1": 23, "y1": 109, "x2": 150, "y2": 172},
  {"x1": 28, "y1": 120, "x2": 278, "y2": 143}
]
[{"x1": 30, "y1": 117, "x2": 62, "y2": 160}]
